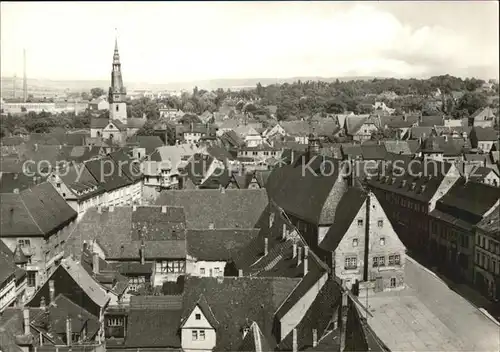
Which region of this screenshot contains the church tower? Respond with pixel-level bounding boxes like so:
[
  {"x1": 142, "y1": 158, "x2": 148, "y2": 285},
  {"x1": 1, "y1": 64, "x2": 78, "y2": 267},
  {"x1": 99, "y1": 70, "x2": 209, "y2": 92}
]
[{"x1": 108, "y1": 35, "x2": 128, "y2": 124}]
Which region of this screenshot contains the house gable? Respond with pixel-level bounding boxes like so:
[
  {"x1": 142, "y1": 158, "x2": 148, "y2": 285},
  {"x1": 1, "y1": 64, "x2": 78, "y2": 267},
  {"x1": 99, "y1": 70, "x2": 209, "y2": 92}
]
[{"x1": 182, "y1": 304, "x2": 216, "y2": 330}]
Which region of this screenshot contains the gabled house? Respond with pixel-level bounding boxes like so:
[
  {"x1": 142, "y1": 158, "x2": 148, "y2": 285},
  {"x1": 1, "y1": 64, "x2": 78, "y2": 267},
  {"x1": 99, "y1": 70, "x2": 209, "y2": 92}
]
[
  {"x1": 470, "y1": 107, "x2": 496, "y2": 128},
  {"x1": 319, "y1": 188, "x2": 406, "y2": 290},
  {"x1": 0, "y1": 242, "x2": 27, "y2": 311},
  {"x1": 470, "y1": 126, "x2": 498, "y2": 153},
  {"x1": 1, "y1": 182, "x2": 78, "y2": 295},
  {"x1": 233, "y1": 125, "x2": 264, "y2": 147},
  {"x1": 428, "y1": 180, "x2": 500, "y2": 283},
  {"x1": 345, "y1": 115, "x2": 379, "y2": 142},
  {"x1": 90, "y1": 118, "x2": 127, "y2": 144},
  {"x1": 67, "y1": 206, "x2": 187, "y2": 287}
]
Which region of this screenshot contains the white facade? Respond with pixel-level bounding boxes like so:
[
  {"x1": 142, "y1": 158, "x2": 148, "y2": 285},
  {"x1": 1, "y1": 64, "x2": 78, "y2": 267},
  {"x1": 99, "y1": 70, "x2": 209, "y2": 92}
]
[
  {"x1": 181, "y1": 305, "x2": 217, "y2": 352},
  {"x1": 0, "y1": 276, "x2": 16, "y2": 312}
]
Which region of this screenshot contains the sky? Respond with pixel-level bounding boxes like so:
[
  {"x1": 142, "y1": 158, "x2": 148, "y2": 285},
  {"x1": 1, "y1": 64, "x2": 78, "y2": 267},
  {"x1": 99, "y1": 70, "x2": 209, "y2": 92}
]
[{"x1": 1, "y1": 1, "x2": 499, "y2": 83}]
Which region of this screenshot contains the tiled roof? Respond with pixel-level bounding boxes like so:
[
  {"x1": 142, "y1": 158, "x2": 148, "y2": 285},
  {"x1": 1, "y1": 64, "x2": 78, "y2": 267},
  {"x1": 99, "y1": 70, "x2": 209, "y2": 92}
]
[
  {"x1": 0, "y1": 136, "x2": 25, "y2": 146},
  {"x1": 0, "y1": 241, "x2": 17, "y2": 285},
  {"x1": 409, "y1": 126, "x2": 433, "y2": 139},
  {"x1": 0, "y1": 172, "x2": 46, "y2": 193},
  {"x1": 155, "y1": 189, "x2": 268, "y2": 229},
  {"x1": 436, "y1": 179, "x2": 500, "y2": 224},
  {"x1": 341, "y1": 144, "x2": 363, "y2": 159},
  {"x1": 265, "y1": 155, "x2": 346, "y2": 225},
  {"x1": 199, "y1": 167, "x2": 231, "y2": 189},
  {"x1": 0, "y1": 182, "x2": 77, "y2": 237},
  {"x1": 84, "y1": 155, "x2": 134, "y2": 191},
  {"x1": 181, "y1": 276, "x2": 298, "y2": 351},
  {"x1": 320, "y1": 188, "x2": 368, "y2": 251},
  {"x1": 90, "y1": 118, "x2": 109, "y2": 129},
  {"x1": 31, "y1": 294, "x2": 100, "y2": 342},
  {"x1": 187, "y1": 229, "x2": 260, "y2": 261},
  {"x1": 221, "y1": 130, "x2": 245, "y2": 148},
  {"x1": 383, "y1": 141, "x2": 412, "y2": 155},
  {"x1": 126, "y1": 135, "x2": 164, "y2": 154},
  {"x1": 278, "y1": 279, "x2": 342, "y2": 351},
  {"x1": 476, "y1": 205, "x2": 499, "y2": 239},
  {"x1": 207, "y1": 145, "x2": 234, "y2": 162},
  {"x1": 125, "y1": 308, "x2": 182, "y2": 348},
  {"x1": 472, "y1": 126, "x2": 497, "y2": 141},
  {"x1": 361, "y1": 144, "x2": 387, "y2": 160},
  {"x1": 419, "y1": 115, "x2": 444, "y2": 127},
  {"x1": 68, "y1": 206, "x2": 187, "y2": 260},
  {"x1": 108, "y1": 149, "x2": 142, "y2": 181},
  {"x1": 379, "y1": 115, "x2": 418, "y2": 129},
  {"x1": 345, "y1": 115, "x2": 377, "y2": 135},
  {"x1": 368, "y1": 160, "x2": 456, "y2": 202}
]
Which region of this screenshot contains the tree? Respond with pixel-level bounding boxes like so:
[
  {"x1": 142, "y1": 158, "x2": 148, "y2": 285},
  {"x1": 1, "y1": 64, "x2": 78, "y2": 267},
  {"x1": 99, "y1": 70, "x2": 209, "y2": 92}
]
[
  {"x1": 325, "y1": 99, "x2": 346, "y2": 114},
  {"x1": 136, "y1": 120, "x2": 157, "y2": 136},
  {"x1": 81, "y1": 92, "x2": 90, "y2": 101},
  {"x1": 457, "y1": 92, "x2": 488, "y2": 115},
  {"x1": 90, "y1": 87, "x2": 106, "y2": 99}
]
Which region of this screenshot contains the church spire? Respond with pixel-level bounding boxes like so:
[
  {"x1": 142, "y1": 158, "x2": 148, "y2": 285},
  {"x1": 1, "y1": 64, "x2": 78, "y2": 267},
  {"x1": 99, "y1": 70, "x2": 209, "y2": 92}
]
[{"x1": 113, "y1": 29, "x2": 120, "y2": 65}]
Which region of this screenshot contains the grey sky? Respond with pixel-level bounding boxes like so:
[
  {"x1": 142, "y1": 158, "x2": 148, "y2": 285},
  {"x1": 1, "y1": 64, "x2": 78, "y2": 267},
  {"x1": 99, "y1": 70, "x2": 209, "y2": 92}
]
[{"x1": 1, "y1": 1, "x2": 498, "y2": 82}]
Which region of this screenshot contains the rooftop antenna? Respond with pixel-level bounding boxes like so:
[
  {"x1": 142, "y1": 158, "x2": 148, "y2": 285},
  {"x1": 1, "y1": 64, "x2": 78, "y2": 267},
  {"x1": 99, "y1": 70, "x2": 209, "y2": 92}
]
[{"x1": 23, "y1": 49, "x2": 27, "y2": 102}]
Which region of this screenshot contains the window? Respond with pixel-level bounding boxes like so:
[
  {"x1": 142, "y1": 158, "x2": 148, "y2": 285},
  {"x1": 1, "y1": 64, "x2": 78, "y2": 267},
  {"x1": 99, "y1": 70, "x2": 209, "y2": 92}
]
[
  {"x1": 378, "y1": 220, "x2": 384, "y2": 227},
  {"x1": 192, "y1": 330, "x2": 198, "y2": 341},
  {"x1": 199, "y1": 330, "x2": 206, "y2": 341},
  {"x1": 195, "y1": 313, "x2": 201, "y2": 320},
  {"x1": 379, "y1": 237, "x2": 386, "y2": 246},
  {"x1": 344, "y1": 256, "x2": 357, "y2": 270},
  {"x1": 352, "y1": 239, "x2": 358, "y2": 247},
  {"x1": 156, "y1": 260, "x2": 185, "y2": 274},
  {"x1": 373, "y1": 256, "x2": 385, "y2": 267},
  {"x1": 27, "y1": 271, "x2": 36, "y2": 287},
  {"x1": 389, "y1": 254, "x2": 400, "y2": 266},
  {"x1": 200, "y1": 268, "x2": 206, "y2": 276},
  {"x1": 214, "y1": 267, "x2": 220, "y2": 276},
  {"x1": 357, "y1": 219, "x2": 363, "y2": 227},
  {"x1": 56, "y1": 183, "x2": 61, "y2": 188},
  {"x1": 390, "y1": 277, "x2": 396, "y2": 288},
  {"x1": 116, "y1": 105, "x2": 119, "y2": 112},
  {"x1": 18, "y1": 239, "x2": 31, "y2": 247},
  {"x1": 108, "y1": 317, "x2": 124, "y2": 327}
]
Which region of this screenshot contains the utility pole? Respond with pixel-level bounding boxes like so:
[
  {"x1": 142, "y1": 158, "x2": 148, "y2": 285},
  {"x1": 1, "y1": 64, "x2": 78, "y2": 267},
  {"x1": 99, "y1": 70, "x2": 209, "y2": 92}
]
[{"x1": 23, "y1": 49, "x2": 28, "y2": 102}]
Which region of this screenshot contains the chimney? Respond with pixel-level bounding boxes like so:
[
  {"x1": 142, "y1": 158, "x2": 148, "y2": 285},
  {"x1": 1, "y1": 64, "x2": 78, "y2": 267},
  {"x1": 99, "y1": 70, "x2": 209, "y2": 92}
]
[
  {"x1": 49, "y1": 280, "x2": 55, "y2": 305},
  {"x1": 297, "y1": 247, "x2": 302, "y2": 267},
  {"x1": 97, "y1": 206, "x2": 102, "y2": 214},
  {"x1": 109, "y1": 206, "x2": 114, "y2": 212},
  {"x1": 220, "y1": 185, "x2": 226, "y2": 194},
  {"x1": 132, "y1": 205, "x2": 137, "y2": 212},
  {"x1": 303, "y1": 247, "x2": 309, "y2": 276},
  {"x1": 312, "y1": 329, "x2": 318, "y2": 348},
  {"x1": 66, "y1": 316, "x2": 72, "y2": 346},
  {"x1": 40, "y1": 296, "x2": 46, "y2": 310},
  {"x1": 34, "y1": 143, "x2": 38, "y2": 151},
  {"x1": 292, "y1": 243, "x2": 297, "y2": 259},
  {"x1": 161, "y1": 205, "x2": 167, "y2": 213},
  {"x1": 264, "y1": 238, "x2": 269, "y2": 256},
  {"x1": 209, "y1": 222, "x2": 215, "y2": 229},
  {"x1": 13, "y1": 188, "x2": 19, "y2": 194},
  {"x1": 292, "y1": 328, "x2": 298, "y2": 352},
  {"x1": 23, "y1": 308, "x2": 30, "y2": 335},
  {"x1": 238, "y1": 269, "x2": 243, "y2": 277},
  {"x1": 140, "y1": 240, "x2": 145, "y2": 265},
  {"x1": 282, "y1": 223, "x2": 287, "y2": 240},
  {"x1": 83, "y1": 241, "x2": 88, "y2": 252},
  {"x1": 92, "y1": 251, "x2": 99, "y2": 275}
]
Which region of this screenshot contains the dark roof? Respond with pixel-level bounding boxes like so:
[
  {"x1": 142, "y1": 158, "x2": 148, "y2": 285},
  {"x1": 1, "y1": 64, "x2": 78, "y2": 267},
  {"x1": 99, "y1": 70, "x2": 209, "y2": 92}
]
[
  {"x1": 1, "y1": 182, "x2": 77, "y2": 237},
  {"x1": 472, "y1": 126, "x2": 497, "y2": 141},
  {"x1": 409, "y1": 126, "x2": 433, "y2": 139},
  {"x1": 476, "y1": 205, "x2": 499, "y2": 239},
  {"x1": 221, "y1": 130, "x2": 245, "y2": 148},
  {"x1": 0, "y1": 241, "x2": 17, "y2": 285},
  {"x1": 186, "y1": 229, "x2": 260, "y2": 261},
  {"x1": 84, "y1": 156, "x2": 133, "y2": 191},
  {"x1": 181, "y1": 276, "x2": 298, "y2": 351},
  {"x1": 12, "y1": 245, "x2": 28, "y2": 264},
  {"x1": 379, "y1": 115, "x2": 419, "y2": 129},
  {"x1": 320, "y1": 188, "x2": 368, "y2": 251},
  {"x1": 108, "y1": 149, "x2": 143, "y2": 181},
  {"x1": 67, "y1": 206, "x2": 187, "y2": 260},
  {"x1": 207, "y1": 145, "x2": 234, "y2": 162},
  {"x1": 31, "y1": 294, "x2": 100, "y2": 342},
  {"x1": 199, "y1": 167, "x2": 231, "y2": 189},
  {"x1": 155, "y1": 189, "x2": 268, "y2": 229},
  {"x1": 125, "y1": 308, "x2": 182, "y2": 349},
  {"x1": 184, "y1": 153, "x2": 214, "y2": 185},
  {"x1": 266, "y1": 155, "x2": 346, "y2": 225},
  {"x1": 361, "y1": 144, "x2": 387, "y2": 160},
  {"x1": 90, "y1": 118, "x2": 109, "y2": 129},
  {"x1": 238, "y1": 322, "x2": 272, "y2": 352},
  {"x1": 341, "y1": 144, "x2": 363, "y2": 159},
  {"x1": 278, "y1": 279, "x2": 342, "y2": 351},
  {"x1": 0, "y1": 136, "x2": 25, "y2": 146},
  {"x1": 435, "y1": 179, "x2": 500, "y2": 224},
  {"x1": 419, "y1": 115, "x2": 444, "y2": 127},
  {"x1": 0, "y1": 172, "x2": 46, "y2": 193},
  {"x1": 126, "y1": 135, "x2": 164, "y2": 155},
  {"x1": 368, "y1": 159, "x2": 456, "y2": 202},
  {"x1": 110, "y1": 261, "x2": 153, "y2": 275}
]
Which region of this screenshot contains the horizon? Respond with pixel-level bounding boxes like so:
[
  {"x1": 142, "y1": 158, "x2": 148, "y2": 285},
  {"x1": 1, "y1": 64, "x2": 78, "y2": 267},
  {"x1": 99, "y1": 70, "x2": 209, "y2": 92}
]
[{"x1": 1, "y1": 1, "x2": 499, "y2": 84}]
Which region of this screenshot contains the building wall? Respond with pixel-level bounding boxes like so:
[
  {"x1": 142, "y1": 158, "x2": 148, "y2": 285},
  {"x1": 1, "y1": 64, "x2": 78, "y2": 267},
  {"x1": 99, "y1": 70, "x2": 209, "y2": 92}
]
[
  {"x1": 190, "y1": 260, "x2": 226, "y2": 277},
  {"x1": 280, "y1": 272, "x2": 328, "y2": 341},
  {"x1": 478, "y1": 141, "x2": 495, "y2": 153},
  {"x1": 334, "y1": 194, "x2": 406, "y2": 290},
  {"x1": 109, "y1": 102, "x2": 127, "y2": 124},
  {"x1": 353, "y1": 124, "x2": 378, "y2": 142},
  {"x1": 182, "y1": 306, "x2": 216, "y2": 352},
  {"x1": 474, "y1": 229, "x2": 500, "y2": 300}
]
